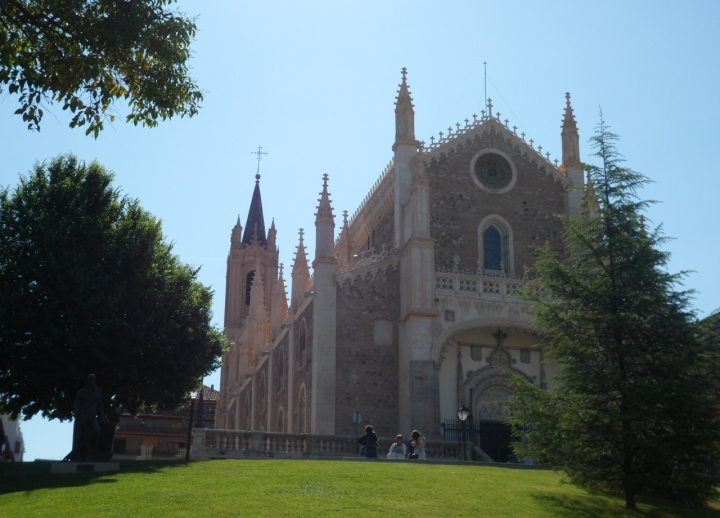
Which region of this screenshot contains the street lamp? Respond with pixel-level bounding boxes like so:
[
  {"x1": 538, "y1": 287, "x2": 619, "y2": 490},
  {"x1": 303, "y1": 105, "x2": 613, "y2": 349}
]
[
  {"x1": 458, "y1": 404, "x2": 470, "y2": 461},
  {"x1": 185, "y1": 389, "x2": 199, "y2": 462}
]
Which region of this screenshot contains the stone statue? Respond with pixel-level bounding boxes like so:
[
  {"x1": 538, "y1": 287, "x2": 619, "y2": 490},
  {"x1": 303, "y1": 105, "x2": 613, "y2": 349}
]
[{"x1": 64, "y1": 374, "x2": 111, "y2": 462}]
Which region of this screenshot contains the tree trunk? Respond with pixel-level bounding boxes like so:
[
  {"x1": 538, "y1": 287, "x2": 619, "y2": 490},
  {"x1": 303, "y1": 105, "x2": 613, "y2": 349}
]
[{"x1": 623, "y1": 417, "x2": 637, "y2": 510}]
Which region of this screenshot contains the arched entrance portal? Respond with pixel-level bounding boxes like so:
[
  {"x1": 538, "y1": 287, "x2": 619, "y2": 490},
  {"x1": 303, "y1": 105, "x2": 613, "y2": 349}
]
[{"x1": 436, "y1": 325, "x2": 543, "y2": 462}]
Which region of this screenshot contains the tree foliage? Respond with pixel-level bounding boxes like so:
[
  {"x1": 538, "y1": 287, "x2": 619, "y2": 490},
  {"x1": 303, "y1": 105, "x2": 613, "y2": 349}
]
[
  {"x1": 507, "y1": 119, "x2": 720, "y2": 509},
  {"x1": 0, "y1": 154, "x2": 226, "y2": 425},
  {"x1": 0, "y1": 1, "x2": 203, "y2": 137}
]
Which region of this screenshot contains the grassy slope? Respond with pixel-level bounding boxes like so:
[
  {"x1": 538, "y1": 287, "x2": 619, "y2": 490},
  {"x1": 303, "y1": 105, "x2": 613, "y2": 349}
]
[{"x1": 0, "y1": 460, "x2": 718, "y2": 517}]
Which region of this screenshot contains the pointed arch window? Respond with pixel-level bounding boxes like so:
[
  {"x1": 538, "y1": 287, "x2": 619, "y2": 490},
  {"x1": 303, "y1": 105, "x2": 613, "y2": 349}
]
[
  {"x1": 245, "y1": 270, "x2": 256, "y2": 305},
  {"x1": 298, "y1": 320, "x2": 307, "y2": 367},
  {"x1": 277, "y1": 348, "x2": 285, "y2": 390},
  {"x1": 478, "y1": 215, "x2": 514, "y2": 275},
  {"x1": 483, "y1": 226, "x2": 502, "y2": 271}
]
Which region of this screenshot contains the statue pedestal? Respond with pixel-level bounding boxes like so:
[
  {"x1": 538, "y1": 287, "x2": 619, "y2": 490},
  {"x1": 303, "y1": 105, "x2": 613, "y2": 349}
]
[{"x1": 50, "y1": 462, "x2": 119, "y2": 474}]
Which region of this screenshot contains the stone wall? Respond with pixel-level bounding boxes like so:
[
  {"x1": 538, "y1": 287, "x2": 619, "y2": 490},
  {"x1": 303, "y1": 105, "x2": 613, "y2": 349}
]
[
  {"x1": 335, "y1": 263, "x2": 401, "y2": 437},
  {"x1": 427, "y1": 127, "x2": 567, "y2": 272},
  {"x1": 293, "y1": 301, "x2": 313, "y2": 433}
]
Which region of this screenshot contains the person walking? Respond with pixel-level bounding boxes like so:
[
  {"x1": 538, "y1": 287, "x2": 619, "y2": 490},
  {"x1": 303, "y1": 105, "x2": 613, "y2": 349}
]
[
  {"x1": 358, "y1": 425, "x2": 379, "y2": 459},
  {"x1": 409, "y1": 430, "x2": 426, "y2": 460},
  {"x1": 387, "y1": 435, "x2": 406, "y2": 459}
]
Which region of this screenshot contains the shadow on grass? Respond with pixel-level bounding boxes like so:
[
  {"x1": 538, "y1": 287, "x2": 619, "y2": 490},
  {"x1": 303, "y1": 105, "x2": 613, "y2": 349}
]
[
  {"x1": 532, "y1": 491, "x2": 720, "y2": 517},
  {"x1": 0, "y1": 460, "x2": 192, "y2": 496}
]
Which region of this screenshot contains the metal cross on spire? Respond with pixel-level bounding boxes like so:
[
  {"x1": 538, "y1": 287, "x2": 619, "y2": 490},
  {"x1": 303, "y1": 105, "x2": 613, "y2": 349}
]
[{"x1": 250, "y1": 146, "x2": 269, "y2": 178}]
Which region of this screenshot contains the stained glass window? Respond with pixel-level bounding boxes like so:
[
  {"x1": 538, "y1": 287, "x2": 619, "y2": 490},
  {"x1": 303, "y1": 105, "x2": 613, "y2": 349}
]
[{"x1": 484, "y1": 226, "x2": 502, "y2": 270}]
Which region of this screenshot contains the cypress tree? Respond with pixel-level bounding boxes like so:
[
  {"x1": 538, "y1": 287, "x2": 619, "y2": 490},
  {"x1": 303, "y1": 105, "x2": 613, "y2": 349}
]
[{"x1": 507, "y1": 117, "x2": 720, "y2": 509}]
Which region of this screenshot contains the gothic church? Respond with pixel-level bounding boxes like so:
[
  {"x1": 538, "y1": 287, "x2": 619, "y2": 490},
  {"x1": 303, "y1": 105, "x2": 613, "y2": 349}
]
[{"x1": 216, "y1": 69, "x2": 586, "y2": 453}]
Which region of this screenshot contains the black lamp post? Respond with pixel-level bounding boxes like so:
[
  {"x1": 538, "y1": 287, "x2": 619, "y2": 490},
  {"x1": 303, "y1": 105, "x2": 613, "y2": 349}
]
[
  {"x1": 195, "y1": 389, "x2": 206, "y2": 429},
  {"x1": 458, "y1": 404, "x2": 470, "y2": 461},
  {"x1": 185, "y1": 389, "x2": 199, "y2": 462}
]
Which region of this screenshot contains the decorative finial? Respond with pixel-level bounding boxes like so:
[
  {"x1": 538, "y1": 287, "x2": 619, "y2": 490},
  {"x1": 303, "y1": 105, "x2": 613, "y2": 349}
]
[
  {"x1": 529, "y1": 139, "x2": 534, "y2": 148},
  {"x1": 481, "y1": 109, "x2": 486, "y2": 118},
  {"x1": 255, "y1": 174, "x2": 260, "y2": 182},
  {"x1": 251, "y1": 146, "x2": 268, "y2": 176},
  {"x1": 496, "y1": 112, "x2": 501, "y2": 120},
  {"x1": 487, "y1": 98, "x2": 493, "y2": 116},
  {"x1": 401, "y1": 67, "x2": 408, "y2": 81},
  {"x1": 565, "y1": 92, "x2": 571, "y2": 102},
  {"x1": 439, "y1": 131, "x2": 444, "y2": 139},
  {"x1": 546, "y1": 152, "x2": 550, "y2": 160},
  {"x1": 464, "y1": 118, "x2": 469, "y2": 126},
  {"x1": 538, "y1": 145, "x2": 543, "y2": 154},
  {"x1": 472, "y1": 114, "x2": 477, "y2": 122},
  {"x1": 343, "y1": 210, "x2": 349, "y2": 226},
  {"x1": 298, "y1": 228, "x2": 304, "y2": 242},
  {"x1": 322, "y1": 172, "x2": 329, "y2": 189},
  {"x1": 521, "y1": 132, "x2": 526, "y2": 140},
  {"x1": 430, "y1": 136, "x2": 435, "y2": 144},
  {"x1": 513, "y1": 125, "x2": 517, "y2": 134},
  {"x1": 456, "y1": 122, "x2": 461, "y2": 131},
  {"x1": 554, "y1": 158, "x2": 559, "y2": 166},
  {"x1": 448, "y1": 126, "x2": 452, "y2": 135},
  {"x1": 504, "y1": 119, "x2": 509, "y2": 126}
]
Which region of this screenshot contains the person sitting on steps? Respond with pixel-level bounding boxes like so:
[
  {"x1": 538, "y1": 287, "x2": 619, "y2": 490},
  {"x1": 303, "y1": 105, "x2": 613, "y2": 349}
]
[{"x1": 387, "y1": 434, "x2": 406, "y2": 459}]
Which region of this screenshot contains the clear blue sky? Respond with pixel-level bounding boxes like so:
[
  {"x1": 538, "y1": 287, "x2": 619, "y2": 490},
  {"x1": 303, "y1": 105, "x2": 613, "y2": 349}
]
[{"x1": 2, "y1": 1, "x2": 719, "y2": 460}]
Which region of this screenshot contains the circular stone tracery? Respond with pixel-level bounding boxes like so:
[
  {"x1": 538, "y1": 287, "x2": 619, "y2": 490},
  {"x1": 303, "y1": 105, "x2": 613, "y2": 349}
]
[{"x1": 474, "y1": 153, "x2": 513, "y2": 190}]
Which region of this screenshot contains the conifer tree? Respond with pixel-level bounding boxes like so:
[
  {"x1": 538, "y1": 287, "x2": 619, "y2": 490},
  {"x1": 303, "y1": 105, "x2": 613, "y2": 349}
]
[{"x1": 507, "y1": 118, "x2": 720, "y2": 509}]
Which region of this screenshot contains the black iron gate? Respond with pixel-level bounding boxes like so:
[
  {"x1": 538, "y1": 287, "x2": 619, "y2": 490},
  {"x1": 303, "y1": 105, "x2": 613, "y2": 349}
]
[{"x1": 441, "y1": 419, "x2": 514, "y2": 462}]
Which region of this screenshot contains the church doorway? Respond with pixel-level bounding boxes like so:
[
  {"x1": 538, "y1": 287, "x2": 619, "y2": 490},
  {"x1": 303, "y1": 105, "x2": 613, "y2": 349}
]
[{"x1": 479, "y1": 421, "x2": 514, "y2": 462}]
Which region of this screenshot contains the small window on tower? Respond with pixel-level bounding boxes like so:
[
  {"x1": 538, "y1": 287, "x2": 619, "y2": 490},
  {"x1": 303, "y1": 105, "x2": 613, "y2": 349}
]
[{"x1": 245, "y1": 270, "x2": 256, "y2": 305}]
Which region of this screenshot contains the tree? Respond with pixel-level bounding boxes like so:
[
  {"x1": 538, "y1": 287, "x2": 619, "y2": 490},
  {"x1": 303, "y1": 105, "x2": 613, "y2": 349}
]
[
  {"x1": 0, "y1": 1, "x2": 203, "y2": 137},
  {"x1": 0, "y1": 154, "x2": 226, "y2": 426},
  {"x1": 507, "y1": 119, "x2": 720, "y2": 509}
]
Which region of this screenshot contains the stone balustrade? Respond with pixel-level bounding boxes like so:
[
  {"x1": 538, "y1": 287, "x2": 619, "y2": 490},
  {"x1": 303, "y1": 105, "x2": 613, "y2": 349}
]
[
  {"x1": 191, "y1": 429, "x2": 466, "y2": 461},
  {"x1": 435, "y1": 270, "x2": 540, "y2": 301}
]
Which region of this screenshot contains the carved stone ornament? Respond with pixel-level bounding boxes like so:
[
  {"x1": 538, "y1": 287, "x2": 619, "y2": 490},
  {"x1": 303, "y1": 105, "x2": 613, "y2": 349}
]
[
  {"x1": 487, "y1": 345, "x2": 511, "y2": 369},
  {"x1": 476, "y1": 386, "x2": 512, "y2": 421}
]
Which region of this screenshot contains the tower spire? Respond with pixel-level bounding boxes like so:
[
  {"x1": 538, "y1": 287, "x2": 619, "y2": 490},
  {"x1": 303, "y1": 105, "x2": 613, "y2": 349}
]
[
  {"x1": 393, "y1": 67, "x2": 419, "y2": 150},
  {"x1": 291, "y1": 228, "x2": 310, "y2": 310},
  {"x1": 560, "y1": 92, "x2": 581, "y2": 170},
  {"x1": 242, "y1": 174, "x2": 267, "y2": 247},
  {"x1": 314, "y1": 173, "x2": 335, "y2": 260},
  {"x1": 231, "y1": 214, "x2": 243, "y2": 248}
]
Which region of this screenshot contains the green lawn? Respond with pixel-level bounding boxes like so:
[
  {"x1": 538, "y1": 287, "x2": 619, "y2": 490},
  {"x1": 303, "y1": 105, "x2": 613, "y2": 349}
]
[{"x1": 0, "y1": 460, "x2": 718, "y2": 517}]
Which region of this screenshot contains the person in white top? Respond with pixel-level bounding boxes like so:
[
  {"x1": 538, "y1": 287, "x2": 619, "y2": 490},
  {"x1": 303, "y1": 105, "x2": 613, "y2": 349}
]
[{"x1": 387, "y1": 434, "x2": 406, "y2": 459}]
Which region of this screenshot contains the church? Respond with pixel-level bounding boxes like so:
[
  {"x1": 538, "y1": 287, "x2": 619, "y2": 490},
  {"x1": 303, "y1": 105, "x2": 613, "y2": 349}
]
[{"x1": 215, "y1": 69, "x2": 586, "y2": 457}]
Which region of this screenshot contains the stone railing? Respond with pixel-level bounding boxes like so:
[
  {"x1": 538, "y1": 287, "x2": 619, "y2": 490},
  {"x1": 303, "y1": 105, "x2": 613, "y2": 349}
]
[
  {"x1": 435, "y1": 270, "x2": 540, "y2": 301},
  {"x1": 191, "y1": 429, "x2": 465, "y2": 461}
]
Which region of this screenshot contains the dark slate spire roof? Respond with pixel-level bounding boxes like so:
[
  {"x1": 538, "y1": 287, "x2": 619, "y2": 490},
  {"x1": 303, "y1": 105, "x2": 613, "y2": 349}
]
[{"x1": 242, "y1": 174, "x2": 267, "y2": 247}]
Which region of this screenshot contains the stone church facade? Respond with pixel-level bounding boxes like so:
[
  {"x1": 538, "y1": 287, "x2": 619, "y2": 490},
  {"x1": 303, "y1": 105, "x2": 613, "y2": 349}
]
[{"x1": 215, "y1": 70, "x2": 586, "y2": 450}]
